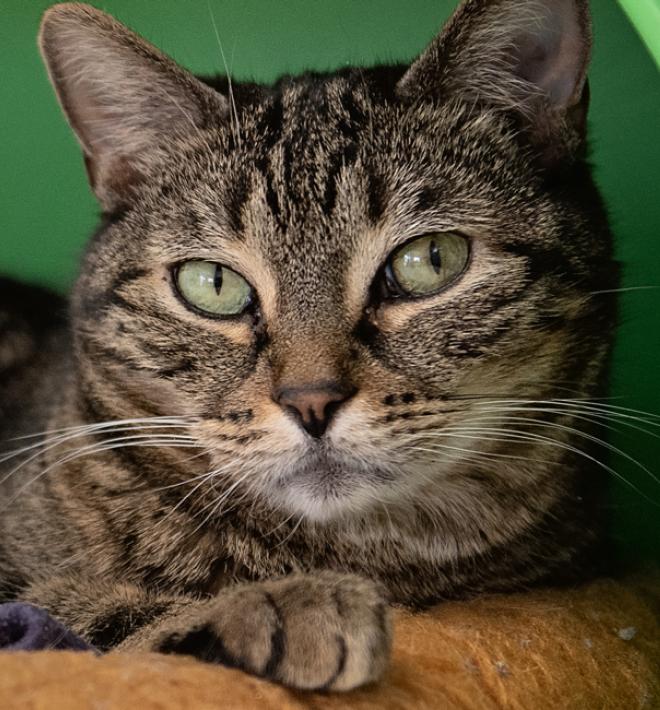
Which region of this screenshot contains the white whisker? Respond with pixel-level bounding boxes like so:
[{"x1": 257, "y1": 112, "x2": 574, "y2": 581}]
[
  {"x1": 416, "y1": 425, "x2": 659, "y2": 505},
  {"x1": 274, "y1": 513, "x2": 305, "y2": 548},
  {"x1": 7, "y1": 416, "x2": 196, "y2": 442},
  {"x1": 475, "y1": 404, "x2": 660, "y2": 441},
  {"x1": 1, "y1": 436, "x2": 203, "y2": 510},
  {"x1": 185, "y1": 469, "x2": 254, "y2": 539},
  {"x1": 590, "y1": 285, "x2": 657, "y2": 295},
  {"x1": 152, "y1": 459, "x2": 242, "y2": 530},
  {"x1": 207, "y1": 0, "x2": 241, "y2": 148},
  {"x1": 265, "y1": 509, "x2": 300, "y2": 538},
  {"x1": 0, "y1": 430, "x2": 196, "y2": 488}
]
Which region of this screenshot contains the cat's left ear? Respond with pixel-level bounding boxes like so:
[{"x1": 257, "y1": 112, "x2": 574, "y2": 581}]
[
  {"x1": 397, "y1": 0, "x2": 592, "y2": 163},
  {"x1": 39, "y1": 3, "x2": 230, "y2": 211}
]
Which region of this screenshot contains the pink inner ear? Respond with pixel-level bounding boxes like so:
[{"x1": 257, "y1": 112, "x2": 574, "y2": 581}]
[{"x1": 515, "y1": 0, "x2": 585, "y2": 109}]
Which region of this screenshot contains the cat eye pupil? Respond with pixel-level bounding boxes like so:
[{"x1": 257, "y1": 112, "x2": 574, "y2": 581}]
[
  {"x1": 213, "y1": 265, "x2": 223, "y2": 295},
  {"x1": 429, "y1": 240, "x2": 441, "y2": 275}
]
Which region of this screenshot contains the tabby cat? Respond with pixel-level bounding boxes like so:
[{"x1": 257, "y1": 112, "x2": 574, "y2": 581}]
[{"x1": 0, "y1": 0, "x2": 617, "y2": 691}]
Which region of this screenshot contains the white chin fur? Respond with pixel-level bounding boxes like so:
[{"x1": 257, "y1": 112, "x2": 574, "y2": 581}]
[{"x1": 271, "y1": 481, "x2": 378, "y2": 524}]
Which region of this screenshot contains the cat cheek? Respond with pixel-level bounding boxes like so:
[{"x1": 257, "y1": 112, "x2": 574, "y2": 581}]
[{"x1": 113, "y1": 369, "x2": 197, "y2": 417}]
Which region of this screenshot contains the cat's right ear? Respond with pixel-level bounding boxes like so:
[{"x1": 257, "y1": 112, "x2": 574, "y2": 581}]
[{"x1": 39, "y1": 3, "x2": 229, "y2": 211}]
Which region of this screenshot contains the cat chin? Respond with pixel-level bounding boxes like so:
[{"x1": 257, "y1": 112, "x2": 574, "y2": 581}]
[
  {"x1": 265, "y1": 465, "x2": 389, "y2": 523},
  {"x1": 271, "y1": 483, "x2": 379, "y2": 524},
  {"x1": 263, "y1": 450, "x2": 400, "y2": 523}
]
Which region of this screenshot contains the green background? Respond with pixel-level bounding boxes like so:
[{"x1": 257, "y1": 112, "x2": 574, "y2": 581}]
[{"x1": 1, "y1": 1, "x2": 658, "y2": 561}]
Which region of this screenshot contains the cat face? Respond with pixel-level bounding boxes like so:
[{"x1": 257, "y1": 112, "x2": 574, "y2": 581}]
[{"x1": 41, "y1": 1, "x2": 616, "y2": 523}]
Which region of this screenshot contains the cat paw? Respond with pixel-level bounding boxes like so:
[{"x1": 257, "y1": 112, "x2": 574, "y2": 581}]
[{"x1": 154, "y1": 572, "x2": 391, "y2": 691}]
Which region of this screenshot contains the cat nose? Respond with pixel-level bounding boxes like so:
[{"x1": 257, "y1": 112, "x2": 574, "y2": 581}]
[{"x1": 275, "y1": 383, "x2": 355, "y2": 438}]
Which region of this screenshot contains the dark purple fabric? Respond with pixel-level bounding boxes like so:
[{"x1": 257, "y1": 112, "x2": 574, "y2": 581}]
[{"x1": 0, "y1": 602, "x2": 95, "y2": 652}]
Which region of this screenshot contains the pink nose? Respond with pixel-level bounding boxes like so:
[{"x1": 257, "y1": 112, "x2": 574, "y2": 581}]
[{"x1": 276, "y1": 384, "x2": 354, "y2": 438}]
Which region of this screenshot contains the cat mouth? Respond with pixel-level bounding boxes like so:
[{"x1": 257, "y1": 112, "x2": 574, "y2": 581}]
[
  {"x1": 299, "y1": 447, "x2": 395, "y2": 485},
  {"x1": 267, "y1": 448, "x2": 398, "y2": 522}
]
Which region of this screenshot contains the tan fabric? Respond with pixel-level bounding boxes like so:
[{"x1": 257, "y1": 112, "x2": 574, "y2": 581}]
[{"x1": 0, "y1": 577, "x2": 657, "y2": 709}]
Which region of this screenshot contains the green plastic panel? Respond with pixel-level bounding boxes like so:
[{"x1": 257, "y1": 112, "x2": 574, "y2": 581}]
[{"x1": 618, "y1": 0, "x2": 660, "y2": 69}]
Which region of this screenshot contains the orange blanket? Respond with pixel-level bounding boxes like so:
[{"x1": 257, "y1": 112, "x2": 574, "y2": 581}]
[{"x1": 0, "y1": 577, "x2": 657, "y2": 709}]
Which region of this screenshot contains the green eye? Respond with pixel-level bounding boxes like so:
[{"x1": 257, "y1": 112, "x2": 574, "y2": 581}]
[
  {"x1": 387, "y1": 233, "x2": 469, "y2": 297},
  {"x1": 175, "y1": 260, "x2": 253, "y2": 316}
]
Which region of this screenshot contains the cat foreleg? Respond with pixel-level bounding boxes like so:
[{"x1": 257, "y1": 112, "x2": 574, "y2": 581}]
[{"x1": 24, "y1": 571, "x2": 391, "y2": 691}]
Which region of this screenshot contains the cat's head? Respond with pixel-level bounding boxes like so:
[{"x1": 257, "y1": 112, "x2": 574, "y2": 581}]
[{"x1": 39, "y1": 1, "x2": 616, "y2": 525}]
